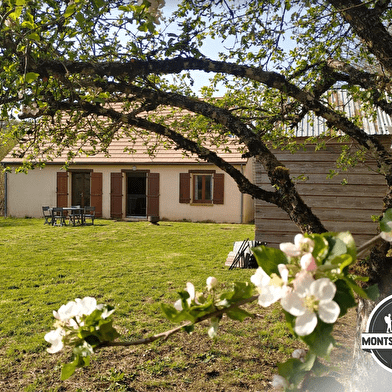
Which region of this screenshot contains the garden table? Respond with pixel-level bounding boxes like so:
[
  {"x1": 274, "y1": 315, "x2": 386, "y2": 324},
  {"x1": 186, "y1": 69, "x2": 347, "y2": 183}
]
[{"x1": 64, "y1": 207, "x2": 84, "y2": 226}]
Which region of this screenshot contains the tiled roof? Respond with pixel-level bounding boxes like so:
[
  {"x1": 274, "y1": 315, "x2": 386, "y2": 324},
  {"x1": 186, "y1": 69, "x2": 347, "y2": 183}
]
[{"x1": 2, "y1": 134, "x2": 246, "y2": 165}]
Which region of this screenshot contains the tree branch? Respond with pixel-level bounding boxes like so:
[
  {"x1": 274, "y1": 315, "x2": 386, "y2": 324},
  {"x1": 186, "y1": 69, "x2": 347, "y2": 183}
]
[{"x1": 98, "y1": 294, "x2": 259, "y2": 348}]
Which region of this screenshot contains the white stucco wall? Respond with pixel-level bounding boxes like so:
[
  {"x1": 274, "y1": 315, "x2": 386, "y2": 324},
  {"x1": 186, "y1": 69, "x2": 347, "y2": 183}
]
[{"x1": 4, "y1": 162, "x2": 254, "y2": 223}]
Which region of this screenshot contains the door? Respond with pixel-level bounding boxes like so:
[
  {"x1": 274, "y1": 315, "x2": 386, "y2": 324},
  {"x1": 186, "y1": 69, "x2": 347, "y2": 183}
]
[
  {"x1": 127, "y1": 172, "x2": 147, "y2": 217},
  {"x1": 72, "y1": 172, "x2": 90, "y2": 207}
]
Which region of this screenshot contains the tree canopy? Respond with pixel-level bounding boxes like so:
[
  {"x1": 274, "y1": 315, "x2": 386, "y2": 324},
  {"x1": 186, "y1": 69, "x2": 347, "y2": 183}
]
[{"x1": 2, "y1": 0, "x2": 392, "y2": 233}]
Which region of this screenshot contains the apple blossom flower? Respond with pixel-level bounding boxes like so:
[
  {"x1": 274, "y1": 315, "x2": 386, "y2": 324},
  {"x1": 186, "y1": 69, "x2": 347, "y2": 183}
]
[
  {"x1": 53, "y1": 297, "x2": 100, "y2": 327},
  {"x1": 251, "y1": 265, "x2": 291, "y2": 308},
  {"x1": 271, "y1": 374, "x2": 289, "y2": 390},
  {"x1": 44, "y1": 328, "x2": 66, "y2": 353},
  {"x1": 174, "y1": 282, "x2": 200, "y2": 311},
  {"x1": 206, "y1": 276, "x2": 218, "y2": 291},
  {"x1": 281, "y1": 271, "x2": 340, "y2": 336},
  {"x1": 280, "y1": 234, "x2": 314, "y2": 258}
]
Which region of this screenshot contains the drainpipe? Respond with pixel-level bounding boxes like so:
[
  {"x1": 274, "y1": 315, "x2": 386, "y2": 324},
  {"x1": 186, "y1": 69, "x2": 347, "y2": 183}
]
[
  {"x1": 2, "y1": 164, "x2": 7, "y2": 218},
  {"x1": 240, "y1": 164, "x2": 244, "y2": 223}
]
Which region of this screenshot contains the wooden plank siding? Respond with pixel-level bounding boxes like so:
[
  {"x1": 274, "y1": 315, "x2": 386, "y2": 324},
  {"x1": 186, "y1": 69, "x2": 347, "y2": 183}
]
[{"x1": 254, "y1": 136, "x2": 391, "y2": 248}]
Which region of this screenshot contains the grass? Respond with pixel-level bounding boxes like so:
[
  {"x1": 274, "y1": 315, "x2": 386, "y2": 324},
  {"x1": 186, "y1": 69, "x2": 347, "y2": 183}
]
[{"x1": 0, "y1": 218, "x2": 351, "y2": 391}]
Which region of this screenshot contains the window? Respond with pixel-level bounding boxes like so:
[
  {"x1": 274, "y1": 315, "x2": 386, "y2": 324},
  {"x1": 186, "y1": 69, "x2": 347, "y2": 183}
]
[
  {"x1": 193, "y1": 174, "x2": 213, "y2": 203},
  {"x1": 179, "y1": 171, "x2": 224, "y2": 205}
]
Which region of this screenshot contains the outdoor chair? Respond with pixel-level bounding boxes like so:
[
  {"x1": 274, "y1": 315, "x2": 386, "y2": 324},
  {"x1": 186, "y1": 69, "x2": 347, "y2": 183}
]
[
  {"x1": 52, "y1": 207, "x2": 66, "y2": 226},
  {"x1": 68, "y1": 206, "x2": 82, "y2": 226},
  {"x1": 83, "y1": 206, "x2": 95, "y2": 225},
  {"x1": 42, "y1": 206, "x2": 53, "y2": 225}
]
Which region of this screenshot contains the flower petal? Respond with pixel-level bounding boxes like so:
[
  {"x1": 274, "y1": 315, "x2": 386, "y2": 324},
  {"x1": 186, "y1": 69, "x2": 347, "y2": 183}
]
[
  {"x1": 281, "y1": 291, "x2": 306, "y2": 316},
  {"x1": 206, "y1": 276, "x2": 218, "y2": 290},
  {"x1": 293, "y1": 270, "x2": 314, "y2": 297},
  {"x1": 174, "y1": 299, "x2": 184, "y2": 311},
  {"x1": 186, "y1": 282, "x2": 195, "y2": 301},
  {"x1": 44, "y1": 328, "x2": 64, "y2": 353},
  {"x1": 295, "y1": 310, "x2": 318, "y2": 336},
  {"x1": 294, "y1": 234, "x2": 314, "y2": 253},
  {"x1": 77, "y1": 297, "x2": 97, "y2": 316},
  {"x1": 278, "y1": 264, "x2": 289, "y2": 283},
  {"x1": 310, "y1": 278, "x2": 336, "y2": 302},
  {"x1": 279, "y1": 242, "x2": 301, "y2": 257},
  {"x1": 319, "y1": 300, "x2": 340, "y2": 324},
  {"x1": 300, "y1": 253, "x2": 317, "y2": 271},
  {"x1": 258, "y1": 285, "x2": 283, "y2": 307},
  {"x1": 251, "y1": 267, "x2": 270, "y2": 287}
]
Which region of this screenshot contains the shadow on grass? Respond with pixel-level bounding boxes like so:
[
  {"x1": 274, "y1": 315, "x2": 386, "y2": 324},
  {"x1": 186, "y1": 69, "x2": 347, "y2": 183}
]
[{"x1": 0, "y1": 217, "x2": 110, "y2": 227}]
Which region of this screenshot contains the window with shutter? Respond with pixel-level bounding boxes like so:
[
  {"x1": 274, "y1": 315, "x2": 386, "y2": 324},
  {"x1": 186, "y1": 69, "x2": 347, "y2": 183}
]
[{"x1": 180, "y1": 171, "x2": 224, "y2": 205}]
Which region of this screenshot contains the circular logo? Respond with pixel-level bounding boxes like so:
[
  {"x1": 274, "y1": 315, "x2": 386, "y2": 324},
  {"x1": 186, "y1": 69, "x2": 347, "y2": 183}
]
[{"x1": 362, "y1": 295, "x2": 392, "y2": 372}]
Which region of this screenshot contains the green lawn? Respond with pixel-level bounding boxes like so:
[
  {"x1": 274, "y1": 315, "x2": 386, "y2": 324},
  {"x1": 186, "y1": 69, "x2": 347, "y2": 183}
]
[{"x1": 0, "y1": 218, "x2": 303, "y2": 391}]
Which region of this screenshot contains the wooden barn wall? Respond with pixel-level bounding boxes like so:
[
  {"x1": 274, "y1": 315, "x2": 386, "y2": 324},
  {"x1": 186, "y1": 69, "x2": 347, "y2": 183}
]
[{"x1": 254, "y1": 136, "x2": 391, "y2": 248}]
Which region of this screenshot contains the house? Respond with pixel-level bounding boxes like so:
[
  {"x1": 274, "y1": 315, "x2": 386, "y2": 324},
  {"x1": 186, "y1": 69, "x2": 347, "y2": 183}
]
[
  {"x1": 1, "y1": 134, "x2": 255, "y2": 224},
  {"x1": 254, "y1": 90, "x2": 392, "y2": 248}
]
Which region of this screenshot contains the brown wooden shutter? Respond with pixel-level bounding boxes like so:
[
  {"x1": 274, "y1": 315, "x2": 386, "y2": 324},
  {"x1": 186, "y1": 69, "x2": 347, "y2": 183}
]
[
  {"x1": 110, "y1": 172, "x2": 123, "y2": 219},
  {"x1": 90, "y1": 172, "x2": 103, "y2": 218},
  {"x1": 147, "y1": 172, "x2": 160, "y2": 217},
  {"x1": 213, "y1": 173, "x2": 224, "y2": 204},
  {"x1": 56, "y1": 172, "x2": 68, "y2": 207},
  {"x1": 179, "y1": 173, "x2": 191, "y2": 203}
]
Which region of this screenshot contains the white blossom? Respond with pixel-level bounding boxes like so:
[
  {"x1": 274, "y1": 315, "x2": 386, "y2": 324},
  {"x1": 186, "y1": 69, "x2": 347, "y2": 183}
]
[
  {"x1": 271, "y1": 374, "x2": 289, "y2": 390},
  {"x1": 281, "y1": 272, "x2": 340, "y2": 336},
  {"x1": 300, "y1": 253, "x2": 317, "y2": 271},
  {"x1": 174, "y1": 282, "x2": 199, "y2": 311},
  {"x1": 280, "y1": 234, "x2": 314, "y2": 258},
  {"x1": 251, "y1": 266, "x2": 291, "y2": 308},
  {"x1": 292, "y1": 348, "x2": 307, "y2": 362},
  {"x1": 206, "y1": 276, "x2": 218, "y2": 290},
  {"x1": 44, "y1": 328, "x2": 65, "y2": 353}
]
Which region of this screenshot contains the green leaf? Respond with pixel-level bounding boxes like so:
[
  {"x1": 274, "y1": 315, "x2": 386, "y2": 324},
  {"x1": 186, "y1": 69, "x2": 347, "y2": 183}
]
[
  {"x1": 344, "y1": 276, "x2": 370, "y2": 299},
  {"x1": 336, "y1": 232, "x2": 357, "y2": 260},
  {"x1": 182, "y1": 324, "x2": 194, "y2": 334},
  {"x1": 321, "y1": 234, "x2": 347, "y2": 265},
  {"x1": 380, "y1": 208, "x2": 392, "y2": 232},
  {"x1": 226, "y1": 307, "x2": 253, "y2": 322},
  {"x1": 364, "y1": 284, "x2": 379, "y2": 301},
  {"x1": 301, "y1": 321, "x2": 335, "y2": 358},
  {"x1": 27, "y1": 32, "x2": 40, "y2": 41},
  {"x1": 160, "y1": 303, "x2": 196, "y2": 323},
  {"x1": 278, "y1": 352, "x2": 316, "y2": 386},
  {"x1": 310, "y1": 234, "x2": 329, "y2": 264},
  {"x1": 334, "y1": 279, "x2": 357, "y2": 317},
  {"x1": 60, "y1": 360, "x2": 77, "y2": 380},
  {"x1": 98, "y1": 320, "x2": 120, "y2": 342},
  {"x1": 219, "y1": 281, "x2": 254, "y2": 303},
  {"x1": 252, "y1": 245, "x2": 288, "y2": 276},
  {"x1": 75, "y1": 12, "x2": 85, "y2": 25},
  {"x1": 64, "y1": 4, "x2": 76, "y2": 18},
  {"x1": 25, "y1": 72, "x2": 39, "y2": 83}
]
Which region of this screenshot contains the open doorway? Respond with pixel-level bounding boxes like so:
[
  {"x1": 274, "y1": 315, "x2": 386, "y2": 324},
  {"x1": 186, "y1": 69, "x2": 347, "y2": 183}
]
[
  {"x1": 72, "y1": 171, "x2": 90, "y2": 207},
  {"x1": 126, "y1": 172, "x2": 147, "y2": 217}
]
